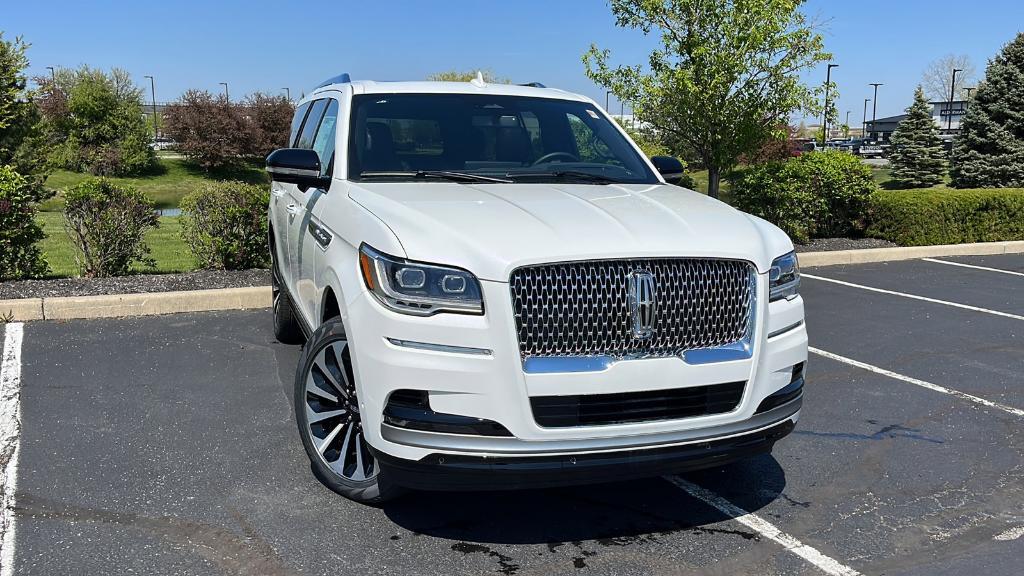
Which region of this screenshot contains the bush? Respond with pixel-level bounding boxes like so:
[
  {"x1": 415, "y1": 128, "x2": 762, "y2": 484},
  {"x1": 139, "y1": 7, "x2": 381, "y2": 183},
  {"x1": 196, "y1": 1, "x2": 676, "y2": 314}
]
[
  {"x1": 0, "y1": 165, "x2": 48, "y2": 280},
  {"x1": 63, "y1": 178, "x2": 159, "y2": 277},
  {"x1": 728, "y1": 150, "x2": 876, "y2": 243},
  {"x1": 179, "y1": 181, "x2": 270, "y2": 270},
  {"x1": 868, "y1": 188, "x2": 1024, "y2": 246}
]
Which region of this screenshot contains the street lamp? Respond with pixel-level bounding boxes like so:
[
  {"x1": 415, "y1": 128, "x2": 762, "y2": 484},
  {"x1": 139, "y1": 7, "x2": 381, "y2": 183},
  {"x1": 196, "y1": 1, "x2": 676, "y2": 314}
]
[
  {"x1": 220, "y1": 82, "x2": 230, "y2": 102},
  {"x1": 964, "y1": 87, "x2": 975, "y2": 111},
  {"x1": 144, "y1": 75, "x2": 158, "y2": 140},
  {"x1": 862, "y1": 98, "x2": 871, "y2": 140},
  {"x1": 821, "y1": 63, "x2": 838, "y2": 145},
  {"x1": 282, "y1": 87, "x2": 291, "y2": 101},
  {"x1": 845, "y1": 110, "x2": 851, "y2": 135},
  {"x1": 605, "y1": 90, "x2": 612, "y2": 112},
  {"x1": 948, "y1": 68, "x2": 962, "y2": 131},
  {"x1": 869, "y1": 83, "x2": 883, "y2": 141},
  {"x1": 45, "y1": 66, "x2": 55, "y2": 83}
]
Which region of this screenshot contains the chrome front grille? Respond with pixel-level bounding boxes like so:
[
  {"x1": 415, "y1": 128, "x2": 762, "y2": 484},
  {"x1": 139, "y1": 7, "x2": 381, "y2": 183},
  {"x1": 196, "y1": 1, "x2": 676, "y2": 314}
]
[{"x1": 510, "y1": 259, "x2": 754, "y2": 359}]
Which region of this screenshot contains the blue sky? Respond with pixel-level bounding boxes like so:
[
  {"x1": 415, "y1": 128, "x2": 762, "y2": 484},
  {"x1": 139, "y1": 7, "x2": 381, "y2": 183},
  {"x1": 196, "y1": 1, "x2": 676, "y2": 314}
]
[{"x1": 5, "y1": 1, "x2": 1022, "y2": 123}]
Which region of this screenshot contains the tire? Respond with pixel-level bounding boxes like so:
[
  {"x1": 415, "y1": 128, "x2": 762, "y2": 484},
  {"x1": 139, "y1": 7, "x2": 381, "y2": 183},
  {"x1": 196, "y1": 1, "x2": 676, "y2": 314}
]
[
  {"x1": 294, "y1": 318, "x2": 404, "y2": 504},
  {"x1": 271, "y1": 248, "x2": 304, "y2": 345}
]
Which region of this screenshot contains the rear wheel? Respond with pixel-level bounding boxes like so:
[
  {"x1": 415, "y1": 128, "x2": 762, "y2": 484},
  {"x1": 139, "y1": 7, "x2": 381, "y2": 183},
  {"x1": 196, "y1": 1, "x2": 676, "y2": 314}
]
[
  {"x1": 271, "y1": 246, "x2": 304, "y2": 344},
  {"x1": 294, "y1": 319, "x2": 403, "y2": 504}
]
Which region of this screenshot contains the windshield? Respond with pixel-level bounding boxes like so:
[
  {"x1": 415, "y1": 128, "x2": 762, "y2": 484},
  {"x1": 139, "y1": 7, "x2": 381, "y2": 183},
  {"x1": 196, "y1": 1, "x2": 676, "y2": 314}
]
[{"x1": 348, "y1": 93, "x2": 658, "y2": 184}]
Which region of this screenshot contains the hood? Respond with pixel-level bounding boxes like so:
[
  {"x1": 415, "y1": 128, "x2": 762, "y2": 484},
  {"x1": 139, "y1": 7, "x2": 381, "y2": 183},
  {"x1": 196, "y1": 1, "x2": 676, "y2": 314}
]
[{"x1": 348, "y1": 182, "x2": 792, "y2": 281}]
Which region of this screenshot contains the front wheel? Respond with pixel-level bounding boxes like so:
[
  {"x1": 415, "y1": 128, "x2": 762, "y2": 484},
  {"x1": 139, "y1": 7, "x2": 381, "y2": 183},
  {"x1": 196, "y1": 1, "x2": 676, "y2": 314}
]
[{"x1": 294, "y1": 319, "x2": 403, "y2": 504}]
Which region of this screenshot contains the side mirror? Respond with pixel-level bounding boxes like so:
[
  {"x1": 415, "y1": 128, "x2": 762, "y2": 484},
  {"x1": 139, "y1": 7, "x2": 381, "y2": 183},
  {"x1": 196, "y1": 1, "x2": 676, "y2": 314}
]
[
  {"x1": 650, "y1": 156, "x2": 686, "y2": 185},
  {"x1": 266, "y1": 148, "x2": 329, "y2": 190}
]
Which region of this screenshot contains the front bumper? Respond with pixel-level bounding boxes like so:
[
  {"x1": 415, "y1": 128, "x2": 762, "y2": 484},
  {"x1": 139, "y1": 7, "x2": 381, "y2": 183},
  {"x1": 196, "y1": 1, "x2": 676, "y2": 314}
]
[
  {"x1": 346, "y1": 273, "x2": 808, "y2": 464},
  {"x1": 376, "y1": 404, "x2": 799, "y2": 491}
]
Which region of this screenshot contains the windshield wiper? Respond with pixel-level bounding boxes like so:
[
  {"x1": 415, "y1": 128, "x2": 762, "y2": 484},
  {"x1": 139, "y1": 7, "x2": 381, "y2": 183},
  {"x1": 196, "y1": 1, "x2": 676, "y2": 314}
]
[
  {"x1": 359, "y1": 170, "x2": 512, "y2": 183},
  {"x1": 507, "y1": 170, "x2": 623, "y2": 184}
]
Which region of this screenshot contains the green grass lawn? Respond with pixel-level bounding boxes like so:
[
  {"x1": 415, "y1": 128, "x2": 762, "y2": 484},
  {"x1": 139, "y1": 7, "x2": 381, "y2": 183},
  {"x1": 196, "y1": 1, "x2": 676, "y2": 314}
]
[
  {"x1": 40, "y1": 157, "x2": 267, "y2": 212},
  {"x1": 686, "y1": 169, "x2": 733, "y2": 201},
  {"x1": 36, "y1": 212, "x2": 196, "y2": 278}
]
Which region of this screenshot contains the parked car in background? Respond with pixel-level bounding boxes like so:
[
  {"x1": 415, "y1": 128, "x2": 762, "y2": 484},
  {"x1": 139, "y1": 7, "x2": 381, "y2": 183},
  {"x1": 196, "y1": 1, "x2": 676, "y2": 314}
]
[
  {"x1": 847, "y1": 138, "x2": 883, "y2": 158},
  {"x1": 149, "y1": 137, "x2": 178, "y2": 151}
]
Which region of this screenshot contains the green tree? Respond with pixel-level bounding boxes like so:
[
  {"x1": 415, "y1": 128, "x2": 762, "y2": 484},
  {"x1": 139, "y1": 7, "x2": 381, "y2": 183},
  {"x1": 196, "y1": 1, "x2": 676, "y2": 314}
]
[
  {"x1": 584, "y1": 0, "x2": 831, "y2": 199},
  {"x1": 951, "y1": 33, "x2": 1024, "y2": 189},
  {"x1": 0, "y1": 33, "x2": 49, "y2": 197},
  {"x1": 0, "y1": 165, "x2": 48, "y2": 280},
  {"x1": 426, "y1": 69, "x2": 510, "y2": 83},
  {"x1": 37, "y1": 66, "x2": 154, "y2": 176},
  {"x1": 889, "y1": 87, "x2": 947, "y2": 189}
]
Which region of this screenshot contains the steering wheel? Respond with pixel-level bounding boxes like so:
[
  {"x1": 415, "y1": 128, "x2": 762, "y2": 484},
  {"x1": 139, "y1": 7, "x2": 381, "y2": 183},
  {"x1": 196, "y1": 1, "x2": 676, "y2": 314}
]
[{"x1": 531, "y1": 151, "x2": 579, "y2": 166}]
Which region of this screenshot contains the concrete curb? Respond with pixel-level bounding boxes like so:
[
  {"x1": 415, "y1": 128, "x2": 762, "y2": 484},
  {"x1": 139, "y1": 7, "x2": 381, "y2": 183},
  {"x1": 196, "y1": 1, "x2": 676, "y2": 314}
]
[
  {"x1": 799, "y1": 240, "x2": 1024, "y2": 268},
  {"x1": 0, "y1": 286, "x2": 271, "y2": 323},
  {"x1": 1, "y1": 240, "x2": 1022, "y2": 322}
]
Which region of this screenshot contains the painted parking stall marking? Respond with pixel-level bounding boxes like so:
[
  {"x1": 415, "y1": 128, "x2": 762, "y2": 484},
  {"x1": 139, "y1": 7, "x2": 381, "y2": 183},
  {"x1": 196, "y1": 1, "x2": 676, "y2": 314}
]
[
  {"x1": 802, "y1": 273, "x2": 1024, "y2": 321},
  {"x1": 0, "y1": 323, "x2": 24, "y2": 576},
  {"x1": 810, "y1": 346, "x2": 1024, "y2": 418},
  {"x1": 668, "y1": 477, "x2": 863, "y2": 576},
  {"x1": 921, "y1": 257, "x2": 1024, "y2": 278}
]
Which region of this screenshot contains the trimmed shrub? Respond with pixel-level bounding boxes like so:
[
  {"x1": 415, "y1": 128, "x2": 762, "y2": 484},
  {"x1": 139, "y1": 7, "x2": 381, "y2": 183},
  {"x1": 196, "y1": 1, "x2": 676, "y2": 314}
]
[
  {"x1": 179, "y1": 181, "x2": 270, "y2": 270},
  {"x1": 0, "y1": 165, "x2": 48, "y2": 280},
  {"x1": 63, "y1": 178, "x2": 159, "y2": 277},
  {"x1": 868, "y1": 188, "x2": 1024, "y2": 246},
  {"x1": 728, "y1": 150, "x2": 876, "y2": 243}
]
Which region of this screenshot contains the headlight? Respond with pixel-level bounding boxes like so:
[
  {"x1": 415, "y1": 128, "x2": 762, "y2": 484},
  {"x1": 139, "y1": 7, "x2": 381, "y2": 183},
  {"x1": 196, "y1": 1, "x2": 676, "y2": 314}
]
[
  {"x1": 358, "y1": 244, "x2": 483, "y2": 316},
  {"x1": 769, "y1": 251, "x2": 800, "y2": 301}
]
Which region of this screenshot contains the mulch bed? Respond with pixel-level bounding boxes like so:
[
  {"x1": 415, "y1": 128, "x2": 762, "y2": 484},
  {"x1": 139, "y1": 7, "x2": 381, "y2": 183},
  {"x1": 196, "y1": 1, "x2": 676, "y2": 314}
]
[
  {"x1": 0, "y1": 269, "x2": 270, "y2": 300},
  {"x1": 795, "y1": 238, "x2": 897, "y2": 253}
]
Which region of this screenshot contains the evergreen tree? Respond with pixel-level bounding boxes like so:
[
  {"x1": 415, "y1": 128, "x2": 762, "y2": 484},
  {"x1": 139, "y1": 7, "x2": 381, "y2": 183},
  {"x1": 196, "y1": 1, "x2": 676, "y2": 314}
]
[
  {"x1": 951, "y1": 33, "x2": 1024, "y2": 188},
  {"x1": 889, "y1": 86, "x2": 947, "y2": 188},
  {"x1": 0, "y1": 33, "x2": 49, "y2": 199}
]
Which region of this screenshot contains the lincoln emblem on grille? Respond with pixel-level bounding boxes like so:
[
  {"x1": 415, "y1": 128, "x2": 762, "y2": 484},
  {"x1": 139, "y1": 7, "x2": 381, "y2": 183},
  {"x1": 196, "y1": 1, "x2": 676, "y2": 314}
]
[{"x1": 627, "y1": 270, "x2": 657, "y2": 339}]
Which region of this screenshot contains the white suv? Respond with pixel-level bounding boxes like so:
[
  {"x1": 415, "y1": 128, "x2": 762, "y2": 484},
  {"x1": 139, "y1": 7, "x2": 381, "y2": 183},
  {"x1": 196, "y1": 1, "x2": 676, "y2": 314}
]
[{"x1": 267, "y1": 74, "x2": 807, "y2": 503}]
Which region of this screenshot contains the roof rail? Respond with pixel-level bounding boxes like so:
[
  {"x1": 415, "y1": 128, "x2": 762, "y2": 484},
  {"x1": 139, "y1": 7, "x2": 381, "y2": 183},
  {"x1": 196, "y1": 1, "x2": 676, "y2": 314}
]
[
  {"x1": 315, "y1": 73, "x2": 352, "y2": 89},
  {"x1": 518, "y1": 82, "x2": 546, "y2": 88}
]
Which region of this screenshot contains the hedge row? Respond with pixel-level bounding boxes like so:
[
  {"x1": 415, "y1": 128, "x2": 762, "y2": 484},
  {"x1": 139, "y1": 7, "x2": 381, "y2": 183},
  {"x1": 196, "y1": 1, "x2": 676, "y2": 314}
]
[{"x1": 868, "y1": 188, "x2": 1024, "y2": 246}]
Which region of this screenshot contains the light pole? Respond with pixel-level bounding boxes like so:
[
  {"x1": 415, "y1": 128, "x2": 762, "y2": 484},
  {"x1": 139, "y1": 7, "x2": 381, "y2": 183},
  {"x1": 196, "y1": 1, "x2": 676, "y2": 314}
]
[
  {"x1": 845, "y1": 110, "x2": 851, "y2": 136},
  {"x1": 821, "y1": 63, "x2": 838, "y2": 144},
  {"x1": 948, "y1": 68, "x2": 962, "y2": 131},
  {"x1": 964, "y1": 87, "x2": 975, "y2": 111},
  {"x1": 862, "y1": 98, "x2": 871, "y2": 140},
  {"x1": 869, "y1": 83, "x2": 883, "y2": 141},
  {"x1": 45, "y1": 66, "x2": 55, "y2": 83},
  {"x1": 220, "y1": 82, "x2": 230, "y2": 102},
  {"x1": 605, "y1": 90, "x2": 612, "y2": 113},
  {"x1": 282, "y1": 87, "x2": 291, "y2": 101},
  {"x1": 144, "y1": 75, "x2": 158, "y2": 140}
]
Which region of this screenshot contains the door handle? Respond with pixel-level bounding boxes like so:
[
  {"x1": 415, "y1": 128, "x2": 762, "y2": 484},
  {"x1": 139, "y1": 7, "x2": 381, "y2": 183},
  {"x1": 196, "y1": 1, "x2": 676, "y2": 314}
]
[
  {"x1": 286, "y1": 203, "x2": 301, "y2": 215},
  {"x1": 271, "y1": 188, "x2": 285, "y2": 198}
]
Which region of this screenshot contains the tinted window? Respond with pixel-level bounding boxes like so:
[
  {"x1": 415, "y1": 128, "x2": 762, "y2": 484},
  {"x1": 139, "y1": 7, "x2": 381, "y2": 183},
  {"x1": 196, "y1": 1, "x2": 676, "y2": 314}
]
[
  {"x1": 311, "y1": 100, "x2": 339, "y2": 177},
  {"x1": 348, "y1": 94, "x2": 657, "y2": 184},
  {"x1": 289, "y1": 102, "x2": 311, "y2": 147},
  {"x1": 296, "y1": 99, "x2": 328, "y2": 149}
]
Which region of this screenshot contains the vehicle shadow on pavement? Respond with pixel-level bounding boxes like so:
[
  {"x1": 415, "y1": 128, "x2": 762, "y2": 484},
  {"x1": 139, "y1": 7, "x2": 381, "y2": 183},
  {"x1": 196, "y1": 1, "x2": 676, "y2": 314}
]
[{"x1": 382, "y1": 455, "x2": 785, "y2": 546}]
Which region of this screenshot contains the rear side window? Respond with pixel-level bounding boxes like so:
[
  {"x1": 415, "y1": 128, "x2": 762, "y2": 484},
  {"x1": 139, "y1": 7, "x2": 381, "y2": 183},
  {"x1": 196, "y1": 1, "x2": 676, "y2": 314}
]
[
  {"x1": 311, "y1": 100, "x2": 340, "y2": 177},
  {"x1": 289, "y1": 102, "x2": 311, "y2": 147},
  {"x1": 296, "y1": 99, "x2": 328, "y2": 149}
]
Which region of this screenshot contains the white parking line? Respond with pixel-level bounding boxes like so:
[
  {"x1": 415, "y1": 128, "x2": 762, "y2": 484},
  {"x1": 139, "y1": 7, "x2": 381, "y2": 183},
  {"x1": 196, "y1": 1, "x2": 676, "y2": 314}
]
[
  {"x1": 668, "y1": 477, "x2": 862, "y2": 576},
  {"x1": 0, "y1": 323, "x2": 24, "y2": 576},
  {"x1": 921, "y1": 257, "x2": 1024, "y2": 278},
  {"x1": 810, "y1": 347, "x2": 1024, "y2": 418},
  {"x1": 802, "y1": 274, "x2": 1024, "y2": 321},
  {"x1": 994, "y1": 525, "x2": 1024, "y2": 541}
]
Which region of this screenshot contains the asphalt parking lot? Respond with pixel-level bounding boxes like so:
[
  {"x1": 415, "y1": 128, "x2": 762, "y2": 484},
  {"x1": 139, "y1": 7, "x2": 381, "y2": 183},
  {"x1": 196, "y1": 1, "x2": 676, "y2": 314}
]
[{"x1": 1, "y1": 254, "x2": 1022, "y2": 575}]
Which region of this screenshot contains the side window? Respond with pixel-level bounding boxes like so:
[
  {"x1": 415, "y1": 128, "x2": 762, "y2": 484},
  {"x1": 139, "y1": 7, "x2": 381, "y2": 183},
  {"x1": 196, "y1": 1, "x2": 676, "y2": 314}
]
[
  {"x1": 289, "y1": 102, "x2": 311, "y2": 147},
  {"x1": 311, "y1": 100, "x2": 340, "y2": 177},
  {"x1": 296, "y1": 99, "x2": 328, "y2": 149}
]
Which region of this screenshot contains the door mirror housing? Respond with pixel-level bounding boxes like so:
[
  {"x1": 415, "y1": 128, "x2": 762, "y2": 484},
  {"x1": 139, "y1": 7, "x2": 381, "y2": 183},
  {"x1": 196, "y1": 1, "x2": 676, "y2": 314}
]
[
  {"x1": 266, "y1": 148, "x2": 329, "y2": 190},
  {"x1": 650, "y1": 156, "x2": 686, "y2": 185}
]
